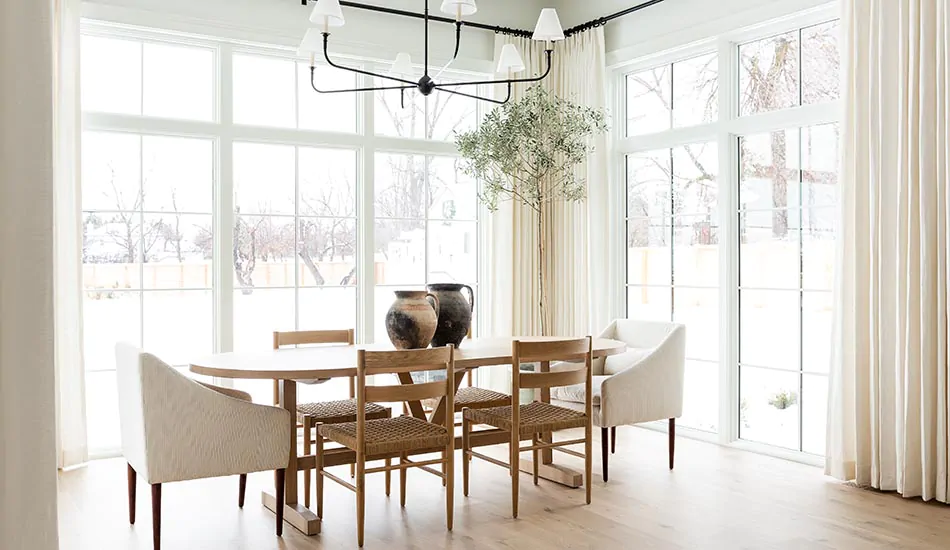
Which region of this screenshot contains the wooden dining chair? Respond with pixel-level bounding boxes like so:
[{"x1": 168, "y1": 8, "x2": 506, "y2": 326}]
[
  {"x1": 315, "y1": 346, "x2": 457, "y2": 548},
  {"x1": 461, "y1": 337, "x2": 594, "y2": 518},
  {"x1": 272, "y1": 329, "x2": 392, "y2": 507}
]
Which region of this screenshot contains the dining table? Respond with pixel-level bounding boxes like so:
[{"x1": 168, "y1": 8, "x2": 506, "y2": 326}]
[{"x1": 190, "y1": 336, "x2": 626, "y2": 536}]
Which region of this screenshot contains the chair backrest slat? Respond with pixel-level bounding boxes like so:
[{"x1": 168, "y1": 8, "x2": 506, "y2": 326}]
[
  {"x1": 273, "y1": 329, "x2": 354, "y2": 348},
  {"x1": 520, "y1": 366, "x2": 587, "y2": 390},
  {"x1": 360, "y1": 347, "x2": 453, "y2": 375},
  {"x1": 365, "y1": 379, "x2": 447, "y2": 404},
  {"x1": 515, "y1": 338, "x2": 591, "y2": 363}
]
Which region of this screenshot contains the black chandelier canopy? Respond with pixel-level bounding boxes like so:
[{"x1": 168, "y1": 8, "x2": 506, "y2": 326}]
[{"x1": 299, "y1": 0, "x2": 566, "y2": 105}]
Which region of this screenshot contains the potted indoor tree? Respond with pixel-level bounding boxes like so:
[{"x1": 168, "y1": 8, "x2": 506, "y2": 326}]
[{"x1": 455, "y1": 84, "x2": 608, "y2": 335}]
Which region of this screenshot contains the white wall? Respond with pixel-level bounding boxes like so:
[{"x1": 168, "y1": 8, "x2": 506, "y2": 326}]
[
  {"x1": 0, "y1": 0, "x2": 60, "y2": 549},
  {"x1": 82, "y1": 0, "x2": 549, "y2": 71}
]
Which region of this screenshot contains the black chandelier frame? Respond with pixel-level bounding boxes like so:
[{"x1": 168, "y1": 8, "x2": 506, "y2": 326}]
[{"x1": 303, "y1": 0, "x2": 667, "y2": 106}]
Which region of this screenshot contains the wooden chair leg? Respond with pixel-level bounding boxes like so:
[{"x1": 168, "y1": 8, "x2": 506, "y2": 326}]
[
  {"x1": 611, "y1": 426, "x2": 617, "y2": 454},
  {"x1": 303, "y1": 418, "x2": 311, "y2": 509},
  {"x1": 461, "y1": 411, "x2": 470, "y2": 497},
  {"x1": 238, "y1": 474, "x2": 247, "y2": 508},
  {"x1": 315, "y1": 423, "x2": 324, "y2": 519},
  {"x1": 669, "y1": 418, "x2": 676, "y2": 470},
  {"x1": 151, "y1": 484, "x2": 161, "y2": 550},
  {"x1": 441, "y1": 449, "x2": 447, "y2": 487},
  {"x1": 445, "y1": 440, "x2": 454, "y2": 531},
  {"x1": 127, "y1": 463, "x2": 136, "y2": 525},
  {"x1": 585, "y1": 422, "x2": 593, "y2": 505},
  {"x1": 385, "y1": 458, "x2": 391, "y2": 497},
  {"x1": 601, "y1": 427, "x2": 609, "y2": 482},
  {"x1": 532, "y1": 434, "x2": 539, "y2": 486},
  {"x1": 357, "y1": 457, "x2": 366, "y2": 547},
  {"x1": 399, "y1": 453, "x2": 408, "y2": 508},
  {"x1": 510, "y1": 436, "x2": 519, "y2": 519},
  {"x1": 275, "y1": 469, "x2": 285, "y2": 537}
]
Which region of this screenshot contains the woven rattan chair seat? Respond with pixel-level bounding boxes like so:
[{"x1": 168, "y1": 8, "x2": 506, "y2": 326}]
[
  {"x1": 463, "y1": 401, "x2": 588, "y2": 436},
  {"x1": 296, "y1": 399, "x2": 390, "y2": 425},
  {"x1": 319, "y1": 415, "x2": 451, "y2": 455},
  {"x1": 454, "y1": 387, "x2": 511, "y2": 410}
]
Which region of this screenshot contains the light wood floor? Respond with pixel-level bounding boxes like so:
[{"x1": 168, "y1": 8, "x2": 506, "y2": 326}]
[{"x1": 58, "y1": 427, "x2": 949, "y2": 550}]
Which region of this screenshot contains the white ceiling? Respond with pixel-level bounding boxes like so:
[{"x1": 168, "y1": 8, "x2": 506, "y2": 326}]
[{"x1": 551, "y1": 0, "x2": 661, "y2": 29}]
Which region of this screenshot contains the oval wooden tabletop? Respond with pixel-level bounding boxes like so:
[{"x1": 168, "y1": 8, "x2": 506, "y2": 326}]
[{"x1": 189, "y1": 337, "x2": 627, "y2": 380}]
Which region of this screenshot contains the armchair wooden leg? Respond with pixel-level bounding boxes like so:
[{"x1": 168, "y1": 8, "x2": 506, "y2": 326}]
[
  {"x1": 127, "y1": 463, "x2": 136, "y2": 525},
  {"x1": 151, "y1": 484, "x2": 161, "y2": 550},
  {"x1": 611, "y1": 426, "x2": 617, "y2": 454},
  {"x1": 356, "y1": 457, "x2": 366, "y2": 547},
  {"x1": 510, "y1": 436, "x2": 519, "y2": 519},
  {"x1": 461, "y1": 410, "x2": 471, "y2": 497},
  {"x1": 385, "y1": 458, "x2": 391, "y2": 496},
  {"x1": 601, "y1": 427, "x2": 609, "y2": 482},
  {"x1": 238, "y1": 474, "x2": 247, "y2": 508},
  {"x1": 669, "y1": 418, "x2": 676, "y2": 470},
  {"x1": 303, "y1": 417, "x2": 312, "y2": 509},
  {"x1": 275, "y1": 469, "x2": 285, "y2": 537}
]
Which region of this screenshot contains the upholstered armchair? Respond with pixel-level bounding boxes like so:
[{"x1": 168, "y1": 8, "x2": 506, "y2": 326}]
[
  {"x1": 550, "y1": 319, "x2": 686, "y2": 481},
  {"x1": 116, "y1": 343, "x2": 292, "y2": 549}
]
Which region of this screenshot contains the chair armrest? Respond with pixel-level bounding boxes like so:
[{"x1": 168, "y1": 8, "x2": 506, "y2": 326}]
[
  {"x1": 599, "y1": 325, "x2": 686, "y2": 426},
  {"x1": 140, "y1": 354, "x2": 291, "y2": 484},
  {"x1": 197, "y1": 381, "x2": 252, "y2": 402}
]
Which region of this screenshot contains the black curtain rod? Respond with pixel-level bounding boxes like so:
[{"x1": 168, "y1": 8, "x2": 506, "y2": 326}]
[
  {"x1": 562, "y1": 0, "x2": 668, "y2": 37},
  {"x1": 302, "y1": 1, "x2": 667, "y2": 39}
]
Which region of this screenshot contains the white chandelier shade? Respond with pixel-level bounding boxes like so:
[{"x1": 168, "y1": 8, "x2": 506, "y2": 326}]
[
  {"x1": 309, "y1": 0, "x2": 346, "y2": 27},
  {"x1": 532, "y1": 8, "x2": 565, "y2": 41},
  {"x1": 390, "y1": 53, "x2": 414, "y2": 77},
  {"x1": 497, "y1": 44, "x2": 525, "y2": 74},
  {"x1": 440, "y1": 0, "x2": 477, "y2": 17}
]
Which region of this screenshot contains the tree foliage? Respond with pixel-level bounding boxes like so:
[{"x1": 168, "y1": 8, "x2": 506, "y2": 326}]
[{"x1": 456, "y1": 85, "x2": 608, "y2": 214}]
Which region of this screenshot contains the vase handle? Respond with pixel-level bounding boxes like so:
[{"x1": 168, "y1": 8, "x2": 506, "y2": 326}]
[
  {"x1": 426, "y1": 292, "x2": 440, "y2": 317},
  {"x1": 461, "y1": 284, "x2": 475, "y2": 313}
]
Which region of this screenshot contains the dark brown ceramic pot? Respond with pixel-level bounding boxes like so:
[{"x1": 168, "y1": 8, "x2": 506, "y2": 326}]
[
  {"x1": 385, "y1": 290, "x2": 440, "y2": 349},
  {"x1": 426, "y1": 283, "x2": 474, "y2": 347}
]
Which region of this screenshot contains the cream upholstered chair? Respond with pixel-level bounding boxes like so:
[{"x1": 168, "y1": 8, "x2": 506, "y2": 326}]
[
  {"x1": 549, "y1": 319, "x2": 686, "y2": 481},
  {"x1": 116, "y1": 343, "x2": 292, "y2": 550}
]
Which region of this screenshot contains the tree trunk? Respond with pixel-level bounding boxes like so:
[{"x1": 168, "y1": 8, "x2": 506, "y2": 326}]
[
  {"x1": 771, "y1": 130, "x2": 789, "y2": 238},
  {"x1": 537, "y1": 207, "x2": 547, "y2": 336},
  {"x1": 298, "y1": 251, "x2": 326, "y2": 286}
]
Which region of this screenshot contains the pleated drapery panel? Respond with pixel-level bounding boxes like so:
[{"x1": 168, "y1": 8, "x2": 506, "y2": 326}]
[
  {"x1": 827, "y1": 0, "x2": 950, "y2": 503},
  {"x1": 487, "y1": 29, "x2": 612, "y2": 340}
]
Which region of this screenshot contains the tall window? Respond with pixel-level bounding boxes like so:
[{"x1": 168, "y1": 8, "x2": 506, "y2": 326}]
[
  {"x1": 618, "y1": 11, "x2": 839, "y2": 457},
  {"x1": 79, "y1": 26, "x2": 483, "y2": 454}
]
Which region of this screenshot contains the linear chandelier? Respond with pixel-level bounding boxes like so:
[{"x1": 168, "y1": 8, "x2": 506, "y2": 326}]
[{"x1": 298, "y1": 0, "x2": 566, "y2": 105}]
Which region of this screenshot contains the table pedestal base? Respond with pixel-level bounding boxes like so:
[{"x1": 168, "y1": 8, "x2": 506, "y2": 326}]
[{"x1": 262, "y1": 490, "x2": 321, "y2": 535}]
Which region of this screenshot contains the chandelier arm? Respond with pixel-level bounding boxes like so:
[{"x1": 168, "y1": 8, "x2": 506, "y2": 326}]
[
  {"x1": 424, "y1": 0, "x2": 429, "y2": 76},
  {"x1": 439, "y1": 49, "x2": 554, "y2": 88},
  {"x1": 434, "y1": 82, "x2": 512, "y2": 105},
  {"x1": 321, "y1": 32, "x2": 418, "y2": 87},
  {"x1": 433, "y1": 21, "x2": 463, "y2": 81},
  {"x1": 310, "y1": 70, "x2": 416, "y2": 94}
]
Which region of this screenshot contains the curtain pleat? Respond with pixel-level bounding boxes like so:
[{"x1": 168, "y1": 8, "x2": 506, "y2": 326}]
[
  {"x1": 828, "y1": 0, "x2": 950, "y2": 503},
  {"x1": 53, "y1": 0, "x2": 88, "y2": 469}
]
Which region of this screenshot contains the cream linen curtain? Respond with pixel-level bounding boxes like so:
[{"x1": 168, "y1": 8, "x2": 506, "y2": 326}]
[
  {"x1": 0, "y1": 0, "x2": 61, "y2": 547},
  {"x1": 488, "y1": 29, "x2": 613, "y2": 339},
  {"x1": 827, "y1": 0, "x2": 950, "y2": 503},
  {"x1": 53, "y1": 0, "x2": 88, "y2": 469}
]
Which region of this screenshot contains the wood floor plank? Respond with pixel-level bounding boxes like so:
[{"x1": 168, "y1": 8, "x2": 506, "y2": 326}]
[{"x1": 58, "y1": 427, "x2": 949, "y2": 549}]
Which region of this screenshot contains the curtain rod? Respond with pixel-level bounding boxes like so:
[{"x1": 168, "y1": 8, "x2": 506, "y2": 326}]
[{"x1": 302, "y1": 1, "x2": 668, "y2": 39}]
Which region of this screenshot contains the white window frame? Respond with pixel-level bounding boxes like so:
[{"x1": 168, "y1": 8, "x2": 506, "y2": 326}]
[
  {"x1": 609, "y1": 3, "x2": 840, "y2": 466},
  {"x1": 81, "y1": 20, "x2": 489, "y2": 457}
]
